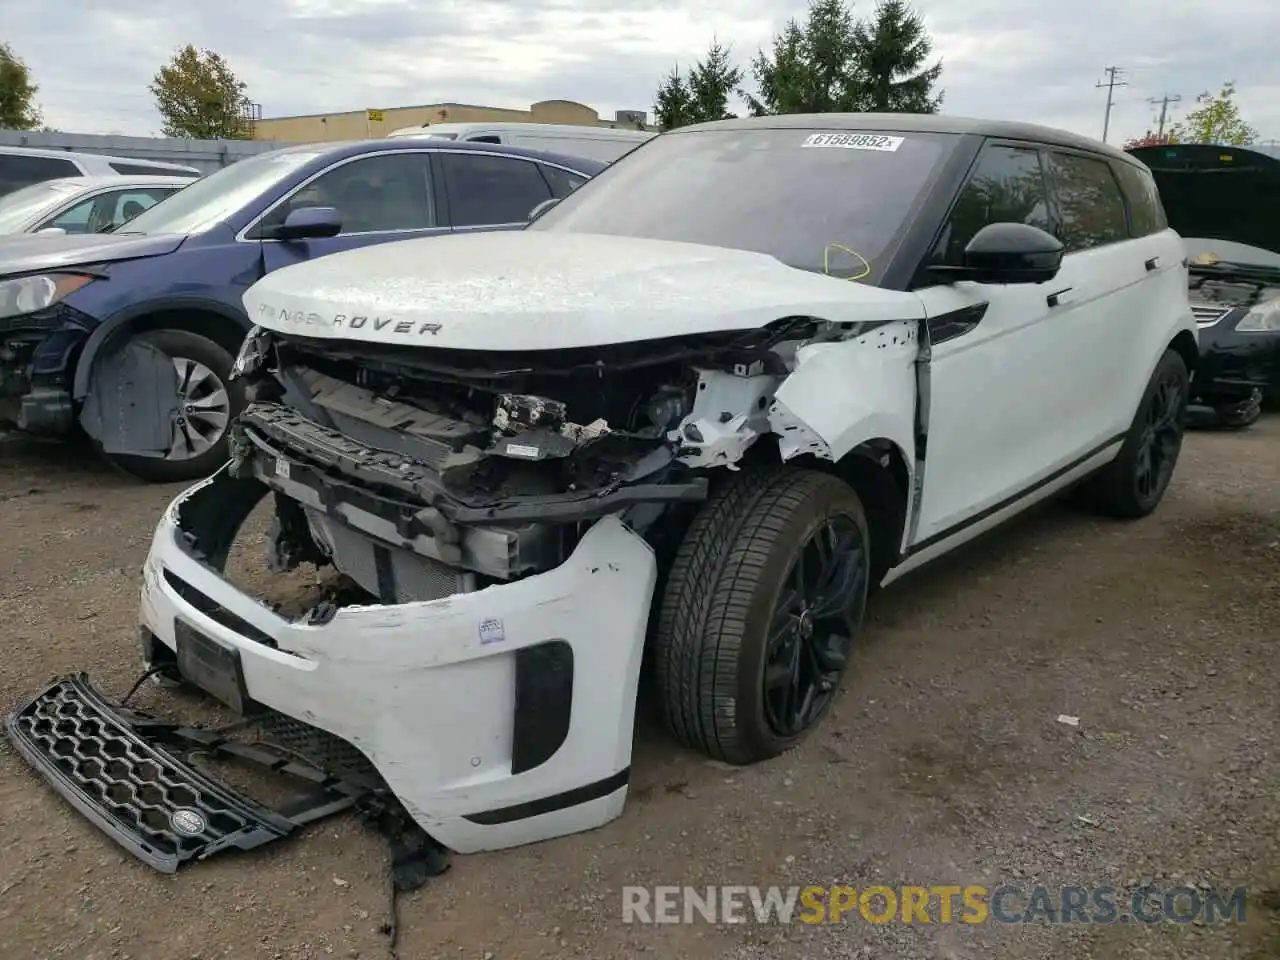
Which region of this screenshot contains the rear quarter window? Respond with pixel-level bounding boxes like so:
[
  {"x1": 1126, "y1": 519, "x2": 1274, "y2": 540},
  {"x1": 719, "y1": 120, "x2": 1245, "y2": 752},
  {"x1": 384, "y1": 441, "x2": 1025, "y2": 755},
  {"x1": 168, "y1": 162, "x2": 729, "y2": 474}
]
[
  {"x1": 0, "y1": 154, "x2": 81, "y2": 195},
  {"x1": 1112, "y1": 162, "x2": 1169, "y2": 237}
]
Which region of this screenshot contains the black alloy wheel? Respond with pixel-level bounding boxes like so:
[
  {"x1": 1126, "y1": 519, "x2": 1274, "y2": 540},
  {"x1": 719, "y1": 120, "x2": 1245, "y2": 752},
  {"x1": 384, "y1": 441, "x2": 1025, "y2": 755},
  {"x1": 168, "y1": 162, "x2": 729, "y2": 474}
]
[{"x1": 762, "y1": 515, "x2": 866, "y2": 737}]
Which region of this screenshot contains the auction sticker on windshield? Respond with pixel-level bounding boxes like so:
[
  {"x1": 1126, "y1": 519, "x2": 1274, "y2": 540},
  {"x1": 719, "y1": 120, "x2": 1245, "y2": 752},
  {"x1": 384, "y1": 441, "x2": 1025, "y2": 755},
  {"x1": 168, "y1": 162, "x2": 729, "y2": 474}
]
[{"x1": 802, "y1": 133, "x2": 904, "y2": 152}]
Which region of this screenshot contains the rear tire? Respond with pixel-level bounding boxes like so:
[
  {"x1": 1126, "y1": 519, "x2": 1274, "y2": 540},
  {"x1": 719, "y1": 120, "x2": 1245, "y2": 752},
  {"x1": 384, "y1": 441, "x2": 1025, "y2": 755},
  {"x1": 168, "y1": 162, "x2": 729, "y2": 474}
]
[
  {"x1": 1083, "y1": 348, "x2": 1188, "y2": 518},
  {"x1": 97, "y1": 328, "x2": 244, "y2": 483},
  {"x1": 654, "y1": 467, "x2": 871, "y2": 765}
]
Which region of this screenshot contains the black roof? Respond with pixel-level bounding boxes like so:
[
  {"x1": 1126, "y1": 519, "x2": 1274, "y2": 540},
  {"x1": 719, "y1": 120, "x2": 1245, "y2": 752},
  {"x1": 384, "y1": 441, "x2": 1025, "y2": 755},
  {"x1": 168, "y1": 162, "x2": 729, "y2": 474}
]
[
  {"x1": 676, "y1": 113, "x2": 1142, "y2": 167},
  {"x1": 265, "y1": 137, "x2": 607, "y2": 176}
]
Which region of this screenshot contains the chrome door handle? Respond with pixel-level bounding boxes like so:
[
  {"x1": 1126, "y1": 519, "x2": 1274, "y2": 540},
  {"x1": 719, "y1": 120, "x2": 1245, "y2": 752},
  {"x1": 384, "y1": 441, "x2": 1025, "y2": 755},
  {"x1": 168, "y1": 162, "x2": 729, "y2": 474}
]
[
  {"x1": 1046, "y1": 287, "x2": 1074, "y2": 308},
  {"x1": 1145, "y1": 256, "x2": 1160, "y2": 271}
]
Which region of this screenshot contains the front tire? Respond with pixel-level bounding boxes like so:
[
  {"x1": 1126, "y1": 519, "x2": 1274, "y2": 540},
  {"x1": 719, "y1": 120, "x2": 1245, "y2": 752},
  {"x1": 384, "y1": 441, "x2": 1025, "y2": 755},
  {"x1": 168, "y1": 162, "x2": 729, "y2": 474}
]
[
  {"x1": 654, "y1": 468, "x2": 871, "y2": 765},
  {"x1": 1084, "y1": 348, "x2": 1189, "y2": 518},
  {"x1": 97, "y1": 328, "x2": 244, "y2": 483}
]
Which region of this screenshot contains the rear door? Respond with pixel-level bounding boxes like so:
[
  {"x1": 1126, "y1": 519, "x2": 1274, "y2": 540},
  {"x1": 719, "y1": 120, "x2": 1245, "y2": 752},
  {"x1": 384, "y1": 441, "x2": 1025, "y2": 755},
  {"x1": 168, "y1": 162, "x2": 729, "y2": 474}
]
[
  {"x1": 258, "y1": 150, "x2": 448, "y2": 273},
  {"x1": 1109, "y1": 158, "x2": 1189, "y2": 414},
  {"x1": 1041, "y1": 148, "x2": 1156, "y2": 442},
  {"x1": 437, "y1": 150, "x2": 556, "y2": 232}
]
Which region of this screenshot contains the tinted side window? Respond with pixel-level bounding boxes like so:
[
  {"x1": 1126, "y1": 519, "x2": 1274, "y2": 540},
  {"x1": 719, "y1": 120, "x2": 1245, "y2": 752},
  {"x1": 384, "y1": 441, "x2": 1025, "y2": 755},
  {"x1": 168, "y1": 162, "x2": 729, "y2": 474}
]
[
  {"x1": 440, "y1": 153, "x2": 553, "y2": 226},
  {"x1": 45, "y1": 197, "x2": 98, "y2": 233},
  {"x1": 1045, "y1": 152, "x2": 1129, "y2": 251},
  {"x1": 109, "y1": 162, "x2": 195, "y2": 176},
  {"x1": 540, "y1": 164, "x2": 588, "y2": 198},
  {"x1": 931, "y1": 145, "x2": 1052, "y2": 266},
  {"x1": 256, "y1": 152, "x2": 436, "y2": 237},
  {"x1": 0, "y1": 155, "x2": 81, "y2": 195},
  {"x1": 107, "y1": 188, "x2": 177, "y2": 229},
  {"x1": 1112, "y1": 162, "x2": 1168, "y2": 237}
]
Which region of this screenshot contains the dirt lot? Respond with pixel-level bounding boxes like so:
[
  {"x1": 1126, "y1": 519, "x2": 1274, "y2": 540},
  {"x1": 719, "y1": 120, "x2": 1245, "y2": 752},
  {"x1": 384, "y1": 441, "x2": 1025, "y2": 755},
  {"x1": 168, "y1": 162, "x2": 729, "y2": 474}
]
[{"x1": 1, "y1": 421, "x2": 1277, "y2": 960}]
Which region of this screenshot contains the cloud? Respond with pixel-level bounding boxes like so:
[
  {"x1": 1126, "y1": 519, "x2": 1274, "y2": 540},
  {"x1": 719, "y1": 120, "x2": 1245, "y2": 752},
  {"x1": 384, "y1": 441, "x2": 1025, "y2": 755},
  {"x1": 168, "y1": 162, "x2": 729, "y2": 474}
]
[{"x1": 2, "y1": 0, "x2": 1276, "y2": 145}]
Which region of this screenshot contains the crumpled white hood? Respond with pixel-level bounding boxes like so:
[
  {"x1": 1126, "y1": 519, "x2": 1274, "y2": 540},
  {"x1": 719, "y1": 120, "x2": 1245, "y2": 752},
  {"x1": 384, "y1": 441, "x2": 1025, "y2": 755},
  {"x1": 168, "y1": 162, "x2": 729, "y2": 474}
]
[{"x1": 244, "y1": 231, "x2": 924, "y2": 351}]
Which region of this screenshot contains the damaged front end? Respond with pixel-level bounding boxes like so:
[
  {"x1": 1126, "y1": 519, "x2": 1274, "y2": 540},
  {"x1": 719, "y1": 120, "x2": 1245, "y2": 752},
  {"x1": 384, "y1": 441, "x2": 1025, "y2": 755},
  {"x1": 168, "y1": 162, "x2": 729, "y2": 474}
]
[
  {"x1": 224, "y1": 318, "x2": 843, "y2": 600},
  {"x1": 10, "y1": 310, "x2": 920, "y2": 870}
]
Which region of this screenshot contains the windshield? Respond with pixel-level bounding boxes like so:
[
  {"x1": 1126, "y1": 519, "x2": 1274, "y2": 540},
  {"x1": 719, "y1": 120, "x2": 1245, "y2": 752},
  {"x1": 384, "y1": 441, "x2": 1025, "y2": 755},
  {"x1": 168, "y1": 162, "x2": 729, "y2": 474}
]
[
  {"x1": 118, "y1": 149, "x2": 322, "y2": 235},
  {"x1": 528, "y1": 127, "x2": 955, "y2": 280},
  {"x1": 0, "y1": 179, "x2": 84, "y2": 233}
]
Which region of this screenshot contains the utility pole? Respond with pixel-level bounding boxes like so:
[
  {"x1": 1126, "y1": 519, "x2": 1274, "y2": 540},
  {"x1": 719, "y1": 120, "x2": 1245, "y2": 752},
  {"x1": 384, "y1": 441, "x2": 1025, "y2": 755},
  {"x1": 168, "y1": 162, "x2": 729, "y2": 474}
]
[
  {"x1": 1096, "y1": 66, "x2": 1128, "y2": 143},
  {"x1": 1148, "y1": 93, "x2": 1182, "y2": 138}
]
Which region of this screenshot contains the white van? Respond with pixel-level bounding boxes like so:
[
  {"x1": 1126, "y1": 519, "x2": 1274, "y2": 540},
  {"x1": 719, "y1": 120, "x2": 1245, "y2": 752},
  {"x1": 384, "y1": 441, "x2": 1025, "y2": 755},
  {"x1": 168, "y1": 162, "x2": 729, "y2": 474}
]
[{"x1": 386, "y1": 122, "x2": 654, "y2": 162}]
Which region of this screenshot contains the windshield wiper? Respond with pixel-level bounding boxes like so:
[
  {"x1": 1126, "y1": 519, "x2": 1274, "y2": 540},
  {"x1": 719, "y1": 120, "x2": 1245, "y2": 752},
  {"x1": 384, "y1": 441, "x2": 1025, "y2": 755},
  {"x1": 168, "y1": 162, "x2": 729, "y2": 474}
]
[{"x1": 1188, "y1": 258, "x2": 1280, "y2": 282}]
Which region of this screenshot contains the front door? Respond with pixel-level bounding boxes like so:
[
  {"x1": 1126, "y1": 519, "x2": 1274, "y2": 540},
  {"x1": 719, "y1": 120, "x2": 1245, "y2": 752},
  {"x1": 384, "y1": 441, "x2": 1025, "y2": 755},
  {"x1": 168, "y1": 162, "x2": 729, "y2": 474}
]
[
  {"x1": 909, "y1": 141, "x2": 1083, "y2": 546},
  {"x1": 260, "y1": 151, "x2": 449, "y2": 273}
]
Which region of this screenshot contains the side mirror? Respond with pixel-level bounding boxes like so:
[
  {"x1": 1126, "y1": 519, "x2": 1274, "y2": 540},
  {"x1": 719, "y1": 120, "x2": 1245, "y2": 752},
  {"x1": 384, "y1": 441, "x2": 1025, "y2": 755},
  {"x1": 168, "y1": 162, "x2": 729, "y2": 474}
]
[
  {"x1": 274, "y1": 205, "x2": 342, "y2": 241},
  {"x1": 952, "y1": 222, "x2": 1064, "y2": 285},
  {"x1": 35, "y1": 227, "x2": 67, "y2": 236},
  {"x1": 528, "y1": 197, "x2": 561, "y2": 222}
]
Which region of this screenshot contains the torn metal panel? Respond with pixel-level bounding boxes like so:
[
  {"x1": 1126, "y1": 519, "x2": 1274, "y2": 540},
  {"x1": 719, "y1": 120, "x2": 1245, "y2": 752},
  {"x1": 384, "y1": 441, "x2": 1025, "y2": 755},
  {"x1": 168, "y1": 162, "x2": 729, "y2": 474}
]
[
  {"x1": 671, "y1": 368, "x2": 781, "y2": 470},
  {"x1": 79, "y1": 337, "x2": 179, "y2": 456},
  {"x1": 768, "y1": 318, "x2": 919, "y2": 465}
]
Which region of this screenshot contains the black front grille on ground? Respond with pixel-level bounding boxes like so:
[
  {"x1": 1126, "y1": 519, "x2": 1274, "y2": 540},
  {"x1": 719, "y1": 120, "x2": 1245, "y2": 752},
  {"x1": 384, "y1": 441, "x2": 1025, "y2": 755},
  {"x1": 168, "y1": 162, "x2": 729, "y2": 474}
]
[{"x1": 5, "y1": 674, "x2": 378, "y2": 873}]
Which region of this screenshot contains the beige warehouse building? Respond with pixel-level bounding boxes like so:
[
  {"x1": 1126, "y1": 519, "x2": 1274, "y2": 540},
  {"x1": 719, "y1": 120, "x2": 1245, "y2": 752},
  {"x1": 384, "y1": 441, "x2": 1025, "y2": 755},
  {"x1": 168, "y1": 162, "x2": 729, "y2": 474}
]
[{"x1": 254, "y1": 99, "x2": 655, "y2": 143}]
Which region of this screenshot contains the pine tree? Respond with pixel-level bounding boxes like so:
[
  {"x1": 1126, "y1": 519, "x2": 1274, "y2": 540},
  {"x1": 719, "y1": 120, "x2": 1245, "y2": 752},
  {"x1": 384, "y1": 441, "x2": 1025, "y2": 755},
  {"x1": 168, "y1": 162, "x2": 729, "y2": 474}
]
[{"x1": 850, "y1": 0, "x2": 944, "y2": 112}]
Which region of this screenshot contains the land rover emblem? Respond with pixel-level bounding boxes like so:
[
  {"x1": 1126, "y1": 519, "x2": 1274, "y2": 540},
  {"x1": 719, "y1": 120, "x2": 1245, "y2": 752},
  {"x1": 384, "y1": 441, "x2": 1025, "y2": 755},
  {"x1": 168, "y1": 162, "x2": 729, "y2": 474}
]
[{"x1": 169, "y1": 808, "x2": 207, "y2": 837}]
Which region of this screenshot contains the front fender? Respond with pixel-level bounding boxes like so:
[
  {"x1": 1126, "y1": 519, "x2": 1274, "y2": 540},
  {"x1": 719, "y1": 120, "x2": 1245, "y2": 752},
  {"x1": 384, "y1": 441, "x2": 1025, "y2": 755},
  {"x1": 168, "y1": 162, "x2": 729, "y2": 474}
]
[
  {"x1": 72, "y1": 296, "x2": 249, "y2": 400},
  {"x1": 769, "y1": 318, "x2": 919, "y2": 464}
]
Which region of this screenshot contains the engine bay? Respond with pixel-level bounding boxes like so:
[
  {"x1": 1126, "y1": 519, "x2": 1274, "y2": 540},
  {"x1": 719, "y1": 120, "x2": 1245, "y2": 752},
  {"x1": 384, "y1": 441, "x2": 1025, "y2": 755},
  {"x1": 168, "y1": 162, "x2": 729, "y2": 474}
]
[{"x1": 222, "y1": 318, "x2": 840, "y2": 605}]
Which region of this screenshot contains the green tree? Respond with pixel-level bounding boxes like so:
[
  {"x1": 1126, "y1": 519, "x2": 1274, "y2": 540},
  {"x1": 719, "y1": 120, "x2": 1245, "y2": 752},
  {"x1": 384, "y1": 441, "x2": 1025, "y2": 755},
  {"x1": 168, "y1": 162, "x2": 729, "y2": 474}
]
[
  {"x1": 653, "y1": 40, "x2": 743, "y2": 131},
  {"x1": 743, "y1": 0, "x2": 942, "y2": 116},
  {"x1": 1169, "y1": 82, "x2": 1258, "y2": 146},
  {"x1": 149, "y1": 45, "x2": 253, "y2": 139},
  {"x1": 850, "y1": 0, "x2": 943, "y2": 112},
  {"x1": 745, "y1": 0, "x2": 861, "y2": 115},
  {"x1": 687, "y1": 41, "x2": 743, "y2": 123},
  {"x1": 654, "y1": 68, "x2": 693, "y2": 131},
  {"x1": 0, "y1": 42, "x2": 42, "y2": 130}
]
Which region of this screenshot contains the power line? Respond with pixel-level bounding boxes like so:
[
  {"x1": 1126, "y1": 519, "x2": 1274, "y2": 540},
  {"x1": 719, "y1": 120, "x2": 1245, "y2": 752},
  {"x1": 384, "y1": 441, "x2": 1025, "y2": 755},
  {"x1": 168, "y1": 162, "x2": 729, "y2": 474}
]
[
  {"x1": 1147, "y1": 94, "x2": 1182, "y2": 137},
  {"x1": 1095, "y1": 66, "x2": 1128, "y2": 143}
]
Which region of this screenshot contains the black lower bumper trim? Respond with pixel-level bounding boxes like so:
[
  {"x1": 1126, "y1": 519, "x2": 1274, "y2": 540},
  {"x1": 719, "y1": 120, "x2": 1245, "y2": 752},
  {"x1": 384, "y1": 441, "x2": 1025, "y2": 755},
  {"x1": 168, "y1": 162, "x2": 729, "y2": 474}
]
[
  {"x1": 5, "y1": 674, "x2": 374, "y2": 873},
  {"x1": 462, "y1": 767, "x2": 630, "y2": 825}
]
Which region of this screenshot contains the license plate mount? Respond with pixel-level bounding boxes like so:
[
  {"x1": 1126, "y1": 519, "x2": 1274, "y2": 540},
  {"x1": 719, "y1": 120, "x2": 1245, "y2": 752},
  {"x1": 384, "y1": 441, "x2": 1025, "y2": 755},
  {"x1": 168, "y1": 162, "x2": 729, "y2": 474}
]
[{"x1": 174, "y1": 619, "x2": 255, "y2": 715}]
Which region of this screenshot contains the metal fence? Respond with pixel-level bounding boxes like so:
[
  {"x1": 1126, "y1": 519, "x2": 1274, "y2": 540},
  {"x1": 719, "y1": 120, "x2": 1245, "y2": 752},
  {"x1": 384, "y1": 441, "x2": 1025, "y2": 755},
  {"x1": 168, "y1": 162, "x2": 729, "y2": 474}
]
[{"x1": 0, "y1": 130, "x2": 300, "y2": 174}]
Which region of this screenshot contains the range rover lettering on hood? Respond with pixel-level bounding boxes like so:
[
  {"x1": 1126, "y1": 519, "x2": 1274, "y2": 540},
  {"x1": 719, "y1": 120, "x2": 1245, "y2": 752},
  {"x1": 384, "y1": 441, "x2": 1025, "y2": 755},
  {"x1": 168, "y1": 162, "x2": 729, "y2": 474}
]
[{"x1": 255, "y1": 302, "x2": 442, "y2": 337}]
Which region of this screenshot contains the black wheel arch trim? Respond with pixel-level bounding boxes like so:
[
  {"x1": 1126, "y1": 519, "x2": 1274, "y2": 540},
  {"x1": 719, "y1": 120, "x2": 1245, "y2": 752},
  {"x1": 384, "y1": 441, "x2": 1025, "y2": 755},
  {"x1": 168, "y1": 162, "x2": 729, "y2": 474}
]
[
  {"x1": 461, "y1": 767, "x2": 629, "y2": 825},
  {"x1": 72, "y1": 297, "x2": 250, "y2": 400}
]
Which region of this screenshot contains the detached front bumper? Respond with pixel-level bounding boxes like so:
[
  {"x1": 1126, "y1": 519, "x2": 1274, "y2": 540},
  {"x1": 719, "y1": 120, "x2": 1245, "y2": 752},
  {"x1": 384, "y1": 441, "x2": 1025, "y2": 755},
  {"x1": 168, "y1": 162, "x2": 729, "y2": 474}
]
[{"x1": 136, "y1": 466, "x2": 656, "y2": 853}]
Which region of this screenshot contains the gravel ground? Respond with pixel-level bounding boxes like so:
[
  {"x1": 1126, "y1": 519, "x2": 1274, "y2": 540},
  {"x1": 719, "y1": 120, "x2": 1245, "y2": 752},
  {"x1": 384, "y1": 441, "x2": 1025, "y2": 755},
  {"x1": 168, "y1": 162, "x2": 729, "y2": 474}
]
[{"x1": 0, "y1": 421, "x2": 1277, "y2": 960}]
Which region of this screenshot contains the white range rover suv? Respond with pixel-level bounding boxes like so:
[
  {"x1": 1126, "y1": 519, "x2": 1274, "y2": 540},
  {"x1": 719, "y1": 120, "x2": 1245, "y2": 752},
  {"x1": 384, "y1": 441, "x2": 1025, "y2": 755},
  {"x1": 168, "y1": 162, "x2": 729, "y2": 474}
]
[{"x1": 8, "y1": 115, "x2": 1197, "y2": 869}]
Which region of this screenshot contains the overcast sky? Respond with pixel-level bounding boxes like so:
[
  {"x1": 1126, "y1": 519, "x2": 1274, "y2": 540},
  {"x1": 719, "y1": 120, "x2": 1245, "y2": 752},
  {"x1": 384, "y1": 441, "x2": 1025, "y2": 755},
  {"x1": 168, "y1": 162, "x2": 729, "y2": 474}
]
[{"x1": 4, "y1": 0, "x2": 1278, "y2": 146}]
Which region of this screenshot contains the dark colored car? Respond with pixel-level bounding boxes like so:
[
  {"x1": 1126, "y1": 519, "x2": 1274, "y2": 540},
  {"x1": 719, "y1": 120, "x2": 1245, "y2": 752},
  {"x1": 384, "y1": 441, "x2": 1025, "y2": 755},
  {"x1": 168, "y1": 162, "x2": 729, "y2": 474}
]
[
  {"x1": 0, "y1": 139, "x2": 603, "y2": 479},
  {"x1": 1128, "y1": 142, "x2": 1280, "y2": 427}
]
